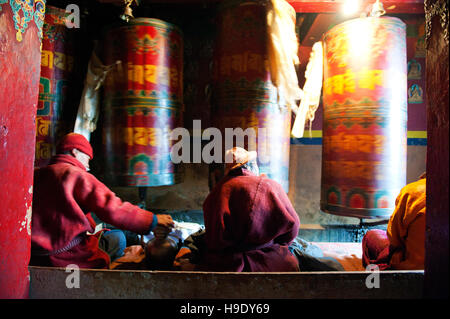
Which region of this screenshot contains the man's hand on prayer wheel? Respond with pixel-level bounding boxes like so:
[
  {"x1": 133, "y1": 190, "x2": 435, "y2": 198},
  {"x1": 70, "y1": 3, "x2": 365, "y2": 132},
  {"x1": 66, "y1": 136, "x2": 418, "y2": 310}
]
[{"x1": 156, "y1": 214, "x2": 175, "y2": 229}]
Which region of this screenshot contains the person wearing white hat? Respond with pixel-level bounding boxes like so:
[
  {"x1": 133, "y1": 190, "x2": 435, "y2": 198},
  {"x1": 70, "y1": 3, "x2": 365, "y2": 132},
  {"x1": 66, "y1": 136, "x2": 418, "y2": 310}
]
[{"x1": 175, "y1": 146, "x2": 301, "y2": 272}]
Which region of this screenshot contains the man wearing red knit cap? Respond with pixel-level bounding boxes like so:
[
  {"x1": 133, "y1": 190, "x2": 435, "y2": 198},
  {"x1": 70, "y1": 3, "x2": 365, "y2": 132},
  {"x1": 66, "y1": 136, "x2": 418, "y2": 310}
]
[{"x1": 30, "y1": 133, "x2": 174, "y2": 269}]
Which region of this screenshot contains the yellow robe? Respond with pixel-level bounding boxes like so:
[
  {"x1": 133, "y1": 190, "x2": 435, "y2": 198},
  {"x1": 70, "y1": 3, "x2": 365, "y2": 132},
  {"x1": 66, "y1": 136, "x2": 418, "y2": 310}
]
[{"x1": 387, "y1": 178, "x2": 426, "y2": 270}]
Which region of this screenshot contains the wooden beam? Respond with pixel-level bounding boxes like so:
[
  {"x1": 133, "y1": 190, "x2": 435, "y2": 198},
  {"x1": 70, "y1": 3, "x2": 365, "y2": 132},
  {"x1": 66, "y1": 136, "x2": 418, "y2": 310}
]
[
  {"x1": 96, "y1": 0, "x2": 425, "y2": 14},
  {"x1": 424, "y1": 0, "x2": 449, "y2": 298},
  {"x1": 300, "y1": 13, "x2": 339, "y2": 46},
  {"x1": 288, "y1": 0, "x2": 424, "y2": 14}
]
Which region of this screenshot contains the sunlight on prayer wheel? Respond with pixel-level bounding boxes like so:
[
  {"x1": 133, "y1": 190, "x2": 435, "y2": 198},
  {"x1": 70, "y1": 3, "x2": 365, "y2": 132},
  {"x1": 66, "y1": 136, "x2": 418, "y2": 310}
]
[
  {"x1": 35, "y1": 6, "x2": 81, "y2": 168},
  {"x1": 211, "y1": 0, "x2": 294, "y2": 192},
  {"x1": 320, "y1": 17, "x2": 408, "y2": 219},
  {"x1": 101, "y1": 18, "x2": 183, "y2": 187}
]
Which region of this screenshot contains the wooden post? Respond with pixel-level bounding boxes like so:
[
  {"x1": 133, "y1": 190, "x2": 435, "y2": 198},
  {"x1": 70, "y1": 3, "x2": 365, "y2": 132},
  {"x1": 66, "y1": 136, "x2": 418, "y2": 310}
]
[{"x1": 424, "y1": 0, "x2": 449, "y2": 299}]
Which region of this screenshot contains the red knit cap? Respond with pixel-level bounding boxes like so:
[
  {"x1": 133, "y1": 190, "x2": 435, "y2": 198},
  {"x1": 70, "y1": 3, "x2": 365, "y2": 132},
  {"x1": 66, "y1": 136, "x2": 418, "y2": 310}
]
[{"x1": 57, "y1": 133, "x2": 94, "y2": 159}]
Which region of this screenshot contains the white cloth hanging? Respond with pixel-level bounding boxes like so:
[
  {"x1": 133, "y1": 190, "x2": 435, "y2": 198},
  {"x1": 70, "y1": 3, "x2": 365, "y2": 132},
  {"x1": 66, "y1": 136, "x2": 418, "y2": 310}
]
[{"x1": 73, "y1": 49, "x2": 120, "y2": 140}]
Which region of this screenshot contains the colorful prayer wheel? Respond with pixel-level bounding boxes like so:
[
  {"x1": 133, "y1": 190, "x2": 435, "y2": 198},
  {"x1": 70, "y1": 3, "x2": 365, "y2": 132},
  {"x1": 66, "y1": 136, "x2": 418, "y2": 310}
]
[
  {"x1": 211, "y1": 0, "x2": 293, "y2": 192},
  {"x1": 321, "y1": 17, "x2": 408, "y2": 219},
  {"x1": 101, "y1": 18, "x2": 183, "y2": 187},
  {"x1": 35, "y1": 6, "x2": 80, "y2": 168}
]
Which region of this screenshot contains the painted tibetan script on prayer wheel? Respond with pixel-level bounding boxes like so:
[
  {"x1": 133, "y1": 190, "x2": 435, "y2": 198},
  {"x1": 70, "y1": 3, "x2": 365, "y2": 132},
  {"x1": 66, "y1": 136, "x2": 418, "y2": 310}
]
[
  {"x1": 35, "y1": 6, "x2": 80, "y2": 168},
  {"x1": 102, "y1": 18, "x2": 183, "y2": 187},
  {"x1": 321, "y1": 17, "x2": 408, "y2": 219},
  {"x1": 211, "y1": 0, "x2": 293, "y2": 192}
]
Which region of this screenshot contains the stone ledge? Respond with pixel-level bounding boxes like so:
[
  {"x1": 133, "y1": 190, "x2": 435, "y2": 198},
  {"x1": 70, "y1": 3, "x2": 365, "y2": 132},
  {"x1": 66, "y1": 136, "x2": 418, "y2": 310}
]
[{"x1": 29, "y1": 266, "x2": 424, "y2": 299}]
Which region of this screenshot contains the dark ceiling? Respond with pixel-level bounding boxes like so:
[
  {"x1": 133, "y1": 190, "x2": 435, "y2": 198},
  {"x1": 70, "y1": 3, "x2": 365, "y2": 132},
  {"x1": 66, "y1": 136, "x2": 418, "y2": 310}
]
[
  {"x1": 46, "y1": 0, "x2": 425, "y2": 71},
  {"x1": 92, "y1": 0, "x2": 424, "y2": 61}
]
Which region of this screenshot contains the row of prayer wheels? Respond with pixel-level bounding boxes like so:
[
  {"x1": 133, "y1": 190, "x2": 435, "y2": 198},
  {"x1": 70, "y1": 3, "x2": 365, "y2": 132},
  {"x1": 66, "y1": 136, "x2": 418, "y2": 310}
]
[{"x1": 35, "y1": 1, "x2": 408, "y2": 220}]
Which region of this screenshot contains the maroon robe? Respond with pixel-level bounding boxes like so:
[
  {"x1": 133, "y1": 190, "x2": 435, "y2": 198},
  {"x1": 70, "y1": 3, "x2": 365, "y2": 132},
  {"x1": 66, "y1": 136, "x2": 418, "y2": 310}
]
[
  {"x1": 201, "y1": 168, "x2": 300, "y2": 272},
  {"x1": 362, "y1": 229, "x2": 391, "y2": 270},
  {"x1": 30, "y1": 154, "x2": 156, "y2": 269}
]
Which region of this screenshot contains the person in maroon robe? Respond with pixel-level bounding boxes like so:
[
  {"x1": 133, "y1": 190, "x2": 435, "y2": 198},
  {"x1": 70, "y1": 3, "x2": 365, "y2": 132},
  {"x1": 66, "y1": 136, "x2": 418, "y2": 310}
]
[
  {"x1": 175, "y1": 147, "x2": 300, "y2": 272},
  {"x1": 30, "y1": 133, "x2": 174, "y2": 269}
]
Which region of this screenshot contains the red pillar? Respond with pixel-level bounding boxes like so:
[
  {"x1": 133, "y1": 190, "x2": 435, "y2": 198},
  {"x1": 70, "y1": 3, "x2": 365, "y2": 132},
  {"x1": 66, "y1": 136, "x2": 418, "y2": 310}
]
[{"x1": 0, "y1": 2, "x2": 45, "y2": 298}]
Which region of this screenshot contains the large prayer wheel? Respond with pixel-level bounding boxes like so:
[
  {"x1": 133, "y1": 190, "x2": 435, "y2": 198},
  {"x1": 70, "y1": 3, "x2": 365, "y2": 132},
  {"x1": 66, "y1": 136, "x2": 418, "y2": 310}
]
[
  {"x1": 35, "y1": 6, "x2": 80, "y2": 168},
  {"x1": 102, "y1": 18, "x2": 183, "y2": 187},
  {"x1": 321, "y1": 17, "x2": 408, "y2": 219},
  {"x1": 211, "y1": 0, "x2": 293, "y2": 192}
]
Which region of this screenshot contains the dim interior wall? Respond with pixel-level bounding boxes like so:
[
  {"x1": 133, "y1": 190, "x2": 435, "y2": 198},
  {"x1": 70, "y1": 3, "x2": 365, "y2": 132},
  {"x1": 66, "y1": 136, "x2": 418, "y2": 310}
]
[
  {"x1": 406, "y1": 145, "x2": 427, "y2": 182},
  {"x1": 109, "y1": 163, "x2": 210, "y2": 211}
]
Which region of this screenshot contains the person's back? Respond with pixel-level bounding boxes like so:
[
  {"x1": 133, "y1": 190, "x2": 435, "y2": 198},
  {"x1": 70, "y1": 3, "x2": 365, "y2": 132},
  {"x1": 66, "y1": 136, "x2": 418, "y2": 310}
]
[
  {"x1": 32, "y1": 154, "x2": 99, "y2": 259},
  {"x1": 202, "y1": 167, "x2": 300, "y2": 272}
]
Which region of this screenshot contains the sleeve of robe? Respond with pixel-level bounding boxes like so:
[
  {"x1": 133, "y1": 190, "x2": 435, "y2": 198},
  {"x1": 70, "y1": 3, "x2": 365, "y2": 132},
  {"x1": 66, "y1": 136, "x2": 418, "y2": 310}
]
[
  {"x1": 387, "y1": 178, "x2": 426, "y2": 270},
  {"x1": 72, "y1": 170, "x2": 156, "y2": 235}
]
